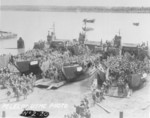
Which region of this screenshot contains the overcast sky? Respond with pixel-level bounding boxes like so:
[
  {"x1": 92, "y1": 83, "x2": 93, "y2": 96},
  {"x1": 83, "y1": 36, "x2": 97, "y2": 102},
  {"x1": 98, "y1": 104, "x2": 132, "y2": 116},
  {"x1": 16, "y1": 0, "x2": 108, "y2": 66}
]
[{"x1": 1, "y1": 0, "x2": 150, "y2": 7}]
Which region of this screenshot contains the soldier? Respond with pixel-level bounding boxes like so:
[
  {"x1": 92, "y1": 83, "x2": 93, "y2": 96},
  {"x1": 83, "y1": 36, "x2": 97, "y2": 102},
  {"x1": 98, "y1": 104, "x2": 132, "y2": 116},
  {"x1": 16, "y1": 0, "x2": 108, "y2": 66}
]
[
  {"x1": 21, "y1": 81, "x2": 28, "y2": 99},
  {"x1": 22, "y1": 74, "x2": 26, "y2": 82},
  {"x1": 54, "y1": 68, "x2": 59, "y2": 82},
  {"x1": 18, "y1": 84, "x2": 24, "y2": 97},
  {"x1": 92, "y1": 88, "x2": 96, "y2": 106},
  {"x1": 12, "y1": 84, "x2": 20, "y2": 102},
  {"x1": 29, "y1": 72, "x2": 33, "y2": 78},
  {"x1": 95, "y1": 89, "x2": 101, "y2": 103},
  {"x1": 83, "y1": 96, "x2": 89, "y2": 109},
  {"x1": 26, "y1": 75, "x2": 30, "y2": 83},
  {"x1": 6, "y1": 83, "x2": 12, "y2": 102},
  {"x1": 32, "y1": 75, "x2": 36, "y2": 87},
  {"x1": 26, "y1": 78, "x2": 33, "y2": 93},
  {"x1": 100, "y1": 87, "x2": 105, "y2": 101},
  {"x1": 125, "y1": 83, "x2": 132, "y2": 98},
  {"x1": 103, "y1": 80, "x2": 110, "y2": 94}
]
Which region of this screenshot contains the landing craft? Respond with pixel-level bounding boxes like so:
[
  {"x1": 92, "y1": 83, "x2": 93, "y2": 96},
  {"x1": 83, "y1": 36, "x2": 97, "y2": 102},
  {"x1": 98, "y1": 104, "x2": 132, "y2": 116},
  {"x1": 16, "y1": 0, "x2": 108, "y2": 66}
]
[{"x1": 0, "y1": 31, "x2": 17, "y2": 40}]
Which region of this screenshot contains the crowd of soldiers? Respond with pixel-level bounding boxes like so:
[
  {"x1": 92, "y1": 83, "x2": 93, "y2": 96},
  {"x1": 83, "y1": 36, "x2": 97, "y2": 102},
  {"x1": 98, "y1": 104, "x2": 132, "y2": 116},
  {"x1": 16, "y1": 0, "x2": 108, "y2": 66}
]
[
  {"x1": 13, "y1": 48, "x2": 101, "y2": 80},
  {"x1": 0, "y1": 68, "x2": 36, "y2": 101},
  {"x1": 64, "y1": 97, "x2": 91, "y2": 118},
  {"x1": 0, "y1": 47, "x2": 102, "y2": 103}
]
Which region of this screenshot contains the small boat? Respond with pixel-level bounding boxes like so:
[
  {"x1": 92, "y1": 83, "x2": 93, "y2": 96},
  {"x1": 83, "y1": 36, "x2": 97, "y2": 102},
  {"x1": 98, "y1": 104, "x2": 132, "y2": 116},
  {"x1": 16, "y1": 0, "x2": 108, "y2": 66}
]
[
  {"x1": 83, "y1": 19, "x2": 95, "y2": 23},
  {"x1": 133, "y1": 23, "x2": 139, "y2": 26},
  {"x1": 0, "y1": 31, "x2": 17, "y2": 40}
]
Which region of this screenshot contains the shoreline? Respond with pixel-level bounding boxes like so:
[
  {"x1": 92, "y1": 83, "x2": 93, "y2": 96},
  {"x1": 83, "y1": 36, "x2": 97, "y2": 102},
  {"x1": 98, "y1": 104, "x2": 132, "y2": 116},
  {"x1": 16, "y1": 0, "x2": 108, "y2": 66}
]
[{"x1": 1, "y1": 6, "x2": 150, "y2": 13}]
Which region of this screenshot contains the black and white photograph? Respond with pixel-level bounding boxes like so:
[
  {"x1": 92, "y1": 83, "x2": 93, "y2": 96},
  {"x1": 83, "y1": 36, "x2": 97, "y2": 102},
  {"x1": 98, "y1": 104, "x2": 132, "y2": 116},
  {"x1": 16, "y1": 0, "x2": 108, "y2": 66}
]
[{"x1": 0, "y1": 0, "x2": 150, "y2": 118}]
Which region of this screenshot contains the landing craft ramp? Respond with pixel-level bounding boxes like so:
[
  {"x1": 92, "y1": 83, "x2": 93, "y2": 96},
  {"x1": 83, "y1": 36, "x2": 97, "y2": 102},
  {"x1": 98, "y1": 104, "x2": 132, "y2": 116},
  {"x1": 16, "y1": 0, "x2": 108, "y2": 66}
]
[{"x1": 35, "y1": 66, "x2": 97, "y2": 89}]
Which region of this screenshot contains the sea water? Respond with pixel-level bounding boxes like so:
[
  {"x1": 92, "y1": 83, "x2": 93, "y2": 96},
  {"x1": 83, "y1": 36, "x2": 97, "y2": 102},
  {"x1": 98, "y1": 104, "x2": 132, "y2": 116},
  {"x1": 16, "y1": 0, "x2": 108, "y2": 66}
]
[{"x1": 0, "y1": 11, "x2": 150, "y2": 55}]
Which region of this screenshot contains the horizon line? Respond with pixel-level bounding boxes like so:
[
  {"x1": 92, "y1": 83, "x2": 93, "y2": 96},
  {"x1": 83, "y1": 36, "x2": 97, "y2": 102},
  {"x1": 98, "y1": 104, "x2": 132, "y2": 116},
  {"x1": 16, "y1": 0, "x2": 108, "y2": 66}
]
[{"x1": 1, "y1": 5, "x2": 150, "y2": 13}]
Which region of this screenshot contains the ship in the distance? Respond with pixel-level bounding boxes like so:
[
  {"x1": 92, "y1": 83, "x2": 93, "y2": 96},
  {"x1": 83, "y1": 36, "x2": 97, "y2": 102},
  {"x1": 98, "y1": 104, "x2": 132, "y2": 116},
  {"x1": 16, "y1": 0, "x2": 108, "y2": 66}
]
[
  {"x1": 0, "y1": 31, "x2": 17, "y2": 40},
  {"x1": 133, "y1": 22, "x2": 139, "y2": 26}
]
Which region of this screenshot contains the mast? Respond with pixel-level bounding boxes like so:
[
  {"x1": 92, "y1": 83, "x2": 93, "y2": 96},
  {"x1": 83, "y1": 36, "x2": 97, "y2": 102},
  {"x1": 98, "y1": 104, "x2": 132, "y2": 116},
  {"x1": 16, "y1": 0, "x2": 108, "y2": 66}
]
[
  {"x1": 118, "y1": 29, "x2": 120, "y2": 36},
  {"x1": 147, "y1": 41, "x2": 150, "y2": 57},
  {"x1": 82, "y1": 18, "x2": 95, "y2": 41},
  {"x1": 53, "y1": 23, "x2": 55, "y2": 36},
  {"x1": 50, "y1": 23, "x2": 55, "y2": 34},
  {"x1": 84, "y1": 20, "x2": 87, "y2": 41},
  {"x1": 49, "y1": 23, "x2": 56, "y2": 40},
  {"x1": 118, "y1": 29, "x2": 122, "y2": 56}
]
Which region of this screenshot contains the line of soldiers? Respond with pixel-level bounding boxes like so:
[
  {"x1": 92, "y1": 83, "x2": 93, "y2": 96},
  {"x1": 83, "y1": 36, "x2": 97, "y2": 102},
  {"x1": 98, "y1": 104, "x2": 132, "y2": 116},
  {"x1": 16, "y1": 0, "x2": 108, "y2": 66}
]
[
  {"x1": 0, "y1": 67, "x2": 11, "y2": 89},
  {"x1": 90, "y1": 78, "x2": 106, "y2": 105},
  {"x1": 0, "y1": 72, "x2": 36, "y2": 102}
]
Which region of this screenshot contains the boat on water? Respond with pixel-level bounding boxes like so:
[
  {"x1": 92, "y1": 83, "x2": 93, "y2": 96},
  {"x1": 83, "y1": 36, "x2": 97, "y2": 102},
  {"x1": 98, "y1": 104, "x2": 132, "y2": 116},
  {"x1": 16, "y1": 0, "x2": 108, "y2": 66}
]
[
  {"x1": 133, "y1": 22, "x2": 139, "y2": 26},
  {"x1": 0, "y1": 31, "x2": 17, "y2": 40}
]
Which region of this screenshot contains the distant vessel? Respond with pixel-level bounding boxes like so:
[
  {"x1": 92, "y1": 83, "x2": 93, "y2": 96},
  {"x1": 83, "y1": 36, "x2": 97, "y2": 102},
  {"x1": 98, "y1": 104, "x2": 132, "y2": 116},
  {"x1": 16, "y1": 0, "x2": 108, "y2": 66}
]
[
  {"x1": 133, "y1": 22, "x2": 139, "y2": 26},
  {"x1": 17, "y1": 37, "x2": 25, "y2": 49},
  {"x1": 0, "y1": 31, "x2": 17, "y2": 40}
]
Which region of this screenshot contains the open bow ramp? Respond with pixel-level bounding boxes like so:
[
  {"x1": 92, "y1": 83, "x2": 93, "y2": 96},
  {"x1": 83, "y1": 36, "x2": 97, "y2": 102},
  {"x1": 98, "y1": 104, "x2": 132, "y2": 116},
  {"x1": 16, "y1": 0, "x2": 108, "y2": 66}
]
[{"x1": 35, "y1": 79, "x2": 66, "y2": 89}]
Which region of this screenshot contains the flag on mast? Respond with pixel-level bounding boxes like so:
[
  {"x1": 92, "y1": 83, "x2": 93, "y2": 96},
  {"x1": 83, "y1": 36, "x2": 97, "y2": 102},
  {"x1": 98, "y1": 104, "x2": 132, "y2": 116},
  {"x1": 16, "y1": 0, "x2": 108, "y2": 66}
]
[
  {"x1": 82, "y1": 27, "x2": 94, "y2": 31},
  {"x1": 83, "y1": 19, "x2": 95, "y2": 23}
]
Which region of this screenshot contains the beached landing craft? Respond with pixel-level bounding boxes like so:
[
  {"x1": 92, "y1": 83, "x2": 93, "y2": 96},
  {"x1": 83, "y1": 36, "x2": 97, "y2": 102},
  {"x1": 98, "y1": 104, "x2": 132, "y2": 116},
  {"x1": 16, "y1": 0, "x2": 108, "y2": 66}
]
[
  {"x1": 35, "y1": 59, "x2": 98, "y2": 89},
  {"x1": 0, "y1": 31, "x2": 17, "y2": 40}
]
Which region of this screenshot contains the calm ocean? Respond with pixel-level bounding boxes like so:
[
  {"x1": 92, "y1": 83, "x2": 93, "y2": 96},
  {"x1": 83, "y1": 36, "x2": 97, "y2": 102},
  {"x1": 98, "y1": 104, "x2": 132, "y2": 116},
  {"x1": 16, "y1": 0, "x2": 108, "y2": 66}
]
[{"x1": 0, "y1": 11, "x2": 150, "y2": 55}]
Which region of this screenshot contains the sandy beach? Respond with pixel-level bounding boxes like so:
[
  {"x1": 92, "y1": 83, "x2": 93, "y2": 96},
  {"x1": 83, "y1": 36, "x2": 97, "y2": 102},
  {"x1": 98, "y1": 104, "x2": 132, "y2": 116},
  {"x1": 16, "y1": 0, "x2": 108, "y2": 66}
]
[{"x1": 0, "y1": 74, "x2": 149, "y2": 118}]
